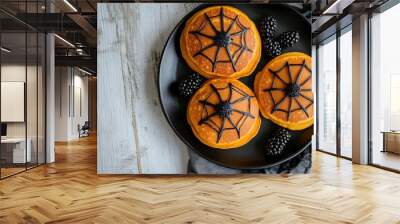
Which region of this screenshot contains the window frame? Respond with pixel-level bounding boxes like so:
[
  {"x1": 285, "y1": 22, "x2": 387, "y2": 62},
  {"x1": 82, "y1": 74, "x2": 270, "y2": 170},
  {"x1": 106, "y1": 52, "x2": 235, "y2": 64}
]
[
  {"x1": 0, "y1": 0, "x2": 48, "y2": 180},
  {"x1": 315, "y1": 24, "x2": 353, "y2": 161},
  {"x1": 367, "y1": 2, "x2": 400, "y2": 173}
]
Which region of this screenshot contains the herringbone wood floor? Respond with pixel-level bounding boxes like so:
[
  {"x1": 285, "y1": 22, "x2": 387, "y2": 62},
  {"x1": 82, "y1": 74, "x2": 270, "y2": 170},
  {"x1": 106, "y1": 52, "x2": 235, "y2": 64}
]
[{"x1": 1, "y1": 135, "x2": 400, "y2": 224}]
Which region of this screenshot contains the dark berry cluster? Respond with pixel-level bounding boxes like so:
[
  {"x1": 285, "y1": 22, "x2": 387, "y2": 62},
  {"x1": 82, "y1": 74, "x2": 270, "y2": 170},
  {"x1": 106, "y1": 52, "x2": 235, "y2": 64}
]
[
  {"x1": 262, "y1": 39, "x2": 281, "y2": 58},
  {"x1": 259, "y1": 16, "x2": 300, "y2": 57},
  {"x1": 178, "y1": 73, "x2": 205, "y2": 97},
  {"x1": 278, "y1": 31, "x2": 300, "y2": 49},
  {"x1": 259, "y1": 16, "x2": 277, "y2": 39},
  {"x1": 265, "y1": 128, "x2": 291, "y2": 156}
]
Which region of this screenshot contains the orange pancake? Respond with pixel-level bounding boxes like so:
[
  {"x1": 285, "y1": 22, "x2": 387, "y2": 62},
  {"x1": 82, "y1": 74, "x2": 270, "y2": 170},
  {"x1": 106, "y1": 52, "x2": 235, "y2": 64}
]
[
  {"x1": 187, "y1": 79, "x2": 261, "y2": 149},
  {"x1": 180, "y1": 6, "x2": 261, "y2": 79},
  {"x1": 254, "y1": 52, "x2": 314, "y2": 130}
]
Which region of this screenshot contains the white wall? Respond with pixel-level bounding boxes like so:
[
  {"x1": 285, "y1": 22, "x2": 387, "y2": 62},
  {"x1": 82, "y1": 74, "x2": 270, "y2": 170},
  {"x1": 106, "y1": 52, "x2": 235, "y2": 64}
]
[
  {"x1": 72, "y1": 72, "x2": 89, "y2": 138},
  {"x1": 1, "y1": 65, "x2": 29, "y2": 141},
  {"x1": 55, "y1": 67, "x2": 89, "y2": 141},
  {"x1": 1, "y1": 63, "x2": 46, "y2": 164},
  {"x1": 55, "y1": 67, "x2": 69, "y2": 141},
  {"x1": 1, "y1": 64, "x2": 40, "y2": 138},
  {"x1": 1, "y1": 63, "x2": 26, "y2": 127}
]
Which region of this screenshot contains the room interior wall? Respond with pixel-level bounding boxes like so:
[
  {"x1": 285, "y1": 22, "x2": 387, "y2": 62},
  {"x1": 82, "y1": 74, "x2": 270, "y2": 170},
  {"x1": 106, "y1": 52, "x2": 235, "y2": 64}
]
[
  {"x1": 70, "y1": 72, "x2": 89, "y2": 138},
  {"x1": 54, "y1": 66, "x2": 89, "y2": 141},
  {"x1": 1, "y1": 63, "x2": 45, "y2": 164},
  {"x1": 1, "y1": 82, "x2": 25, "y2": 122},
  {"x1": 1, "y1": 64, "x2": 40, "y2": 139},
  {"x1": 55, "y1": 66, "x2": 69, "y2": 141}
]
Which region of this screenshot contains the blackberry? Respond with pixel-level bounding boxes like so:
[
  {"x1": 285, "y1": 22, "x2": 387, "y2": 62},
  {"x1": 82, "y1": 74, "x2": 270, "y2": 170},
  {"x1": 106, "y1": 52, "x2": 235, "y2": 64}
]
[
  {"x1": 263, "y1": 39, "x2": 282, "y2": 57},
  {"x1": 265, "y1": 128, "x2": 291, "y2": 156},
  {"x1": 277, "y1": 31, "x2": 300, "y2": 49},
  {"x1": 259, "y1": 16, "x2": 277, "y2": 38},
  {"x1": 178, "y1": 73, "x2": 204, "y2": 97}
]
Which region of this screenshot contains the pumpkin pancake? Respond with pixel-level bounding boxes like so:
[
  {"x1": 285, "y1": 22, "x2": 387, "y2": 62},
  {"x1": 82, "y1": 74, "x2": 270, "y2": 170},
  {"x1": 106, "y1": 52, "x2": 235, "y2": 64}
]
[
  {"x1": 254, "y1": 52, "x2": 313, "y2": 130},
  {"x1": 187, "y1": 79, "x2": 261, "y2": 149},
  {"x1": 180, "y1": 6, "x2": 261, "y2": 79}
]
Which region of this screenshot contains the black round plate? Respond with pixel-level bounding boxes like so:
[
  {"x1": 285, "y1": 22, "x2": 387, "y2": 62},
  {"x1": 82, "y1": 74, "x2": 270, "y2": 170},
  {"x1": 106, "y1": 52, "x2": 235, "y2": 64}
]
[{"x1": 158, "y1": 4, "x2": 313, "y2": 170}]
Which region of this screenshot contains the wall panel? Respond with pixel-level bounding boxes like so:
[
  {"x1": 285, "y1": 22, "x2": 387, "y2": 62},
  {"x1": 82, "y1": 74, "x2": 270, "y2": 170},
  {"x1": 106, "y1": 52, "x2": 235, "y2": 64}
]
[{"x1": 97, "y1": 3, "x2": 193, "y2": 174}]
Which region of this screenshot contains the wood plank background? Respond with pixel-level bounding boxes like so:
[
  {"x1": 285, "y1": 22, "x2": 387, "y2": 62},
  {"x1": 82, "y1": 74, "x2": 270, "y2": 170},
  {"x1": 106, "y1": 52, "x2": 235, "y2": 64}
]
[{"x1": 97, "y1": 3, "x2": 200, "y2": 174}]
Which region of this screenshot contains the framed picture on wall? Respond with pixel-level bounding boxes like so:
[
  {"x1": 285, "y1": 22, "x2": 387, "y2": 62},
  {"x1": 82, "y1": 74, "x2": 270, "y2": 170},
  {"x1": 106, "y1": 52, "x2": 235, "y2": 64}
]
[
  {"x1": 1, "y1": 81, "x2": 25, "y2": 123},
  {"x1": 97, "y1": 3, "x2": 313, "y2": 174}
]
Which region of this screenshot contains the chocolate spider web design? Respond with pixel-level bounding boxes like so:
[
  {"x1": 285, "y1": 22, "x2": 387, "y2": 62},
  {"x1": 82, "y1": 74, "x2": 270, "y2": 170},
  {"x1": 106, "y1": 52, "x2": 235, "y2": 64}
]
[
  {"x1": 189, "y1": 7, "x2": 253, "y2": 72},
  {"x1": 263, "y1": 60, "x2": 313, "y2": 121},
  {"x1": 198, "y1": 83, "x2": 255, "y2": 143}
]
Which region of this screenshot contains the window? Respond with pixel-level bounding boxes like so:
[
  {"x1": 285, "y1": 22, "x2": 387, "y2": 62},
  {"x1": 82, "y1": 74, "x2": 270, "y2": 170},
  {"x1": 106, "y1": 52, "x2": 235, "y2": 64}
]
[
  {"x1": 316, "y1": 26, "x2": 353, "y2": 159},
  {"x1": 0, "y1": 2, "x2": 47, "y2": 179},
  {"x1": 370, "y1": 3, "x2": 400, "y2": 171},
  {"x1": 339, "y1": 29, "x2": 352, "y2": 158},
  {"x1": 317, "y1": 36, "x2": 337, "y2": 154}
]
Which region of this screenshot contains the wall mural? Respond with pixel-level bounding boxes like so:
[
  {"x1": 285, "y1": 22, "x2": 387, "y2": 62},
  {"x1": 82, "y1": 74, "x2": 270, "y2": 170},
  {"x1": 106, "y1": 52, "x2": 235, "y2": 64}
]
[{"x1": 97, "y1": 3, "x2": 313, "y2": 174}]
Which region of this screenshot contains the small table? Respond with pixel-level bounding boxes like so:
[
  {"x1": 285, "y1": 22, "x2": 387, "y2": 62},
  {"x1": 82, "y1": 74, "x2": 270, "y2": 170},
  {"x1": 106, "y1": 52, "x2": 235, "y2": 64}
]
[
  {"x1": 381, "y1": 131, "x2": 400, "y2": 154},
  {"x1": 1, "y1": 138, "x2": 31, "y2": 164}
]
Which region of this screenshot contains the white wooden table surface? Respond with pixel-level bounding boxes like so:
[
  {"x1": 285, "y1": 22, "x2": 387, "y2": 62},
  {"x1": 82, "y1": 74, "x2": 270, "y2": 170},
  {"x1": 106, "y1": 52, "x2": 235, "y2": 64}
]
[{"x1": 97, "y1": 3, "x2": 200, "y2": 174}]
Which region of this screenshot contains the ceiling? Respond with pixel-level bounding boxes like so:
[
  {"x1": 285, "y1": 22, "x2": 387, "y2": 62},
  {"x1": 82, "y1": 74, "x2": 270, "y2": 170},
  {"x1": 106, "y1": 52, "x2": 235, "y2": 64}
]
[
  {"x1": 0, "y1": 0, "x2": 395, "y2": 74},
  {"x1": 312, "y1": 0, "x2": 391, "y2": 44},
  {"x1": 1, "y1": 32, "x2": 45, "y2": 63},
  {"x1": 0, "y1": 0, "x2": 98, "y2": 73}
]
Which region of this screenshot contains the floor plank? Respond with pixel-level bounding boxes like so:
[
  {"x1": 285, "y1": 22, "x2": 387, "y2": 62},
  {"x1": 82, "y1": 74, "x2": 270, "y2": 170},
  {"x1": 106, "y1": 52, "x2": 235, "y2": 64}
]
[{"x1": 0, "y1": 135, "x2": 400, "y2": 224}]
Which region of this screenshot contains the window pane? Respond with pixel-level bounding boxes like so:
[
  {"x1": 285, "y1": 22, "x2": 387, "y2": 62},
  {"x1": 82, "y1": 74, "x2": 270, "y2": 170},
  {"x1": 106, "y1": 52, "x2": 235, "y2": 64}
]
[
  {"x1": 1, "y1": 31, "x2": 28, "y2": 178},
  {"x1": 318, "y1": 37, "x2": 337, "y2": 154},
  {"x1": 312, "y1": 45, "x2": 317, "y2": 151},
  {"x1": 371, "y1": 4, "x2": 400, "y2": 171},
  {"x1": 340, "y1": 29, "x2": 352, "y2": 158}
]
